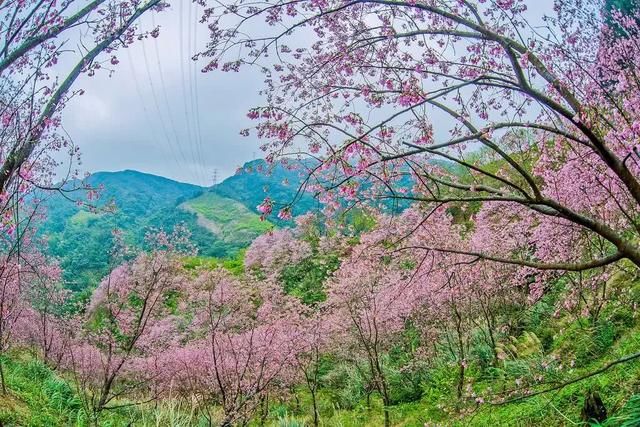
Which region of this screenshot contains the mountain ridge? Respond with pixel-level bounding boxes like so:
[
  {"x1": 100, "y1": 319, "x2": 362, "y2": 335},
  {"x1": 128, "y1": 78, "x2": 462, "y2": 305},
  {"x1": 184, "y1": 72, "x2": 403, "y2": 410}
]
[
  {"x1": 38, "y1": 157, "x2": 458, "y2": 290},
  {"x1": 38, "y1": 159, "x2": 311, "y2": 290}
]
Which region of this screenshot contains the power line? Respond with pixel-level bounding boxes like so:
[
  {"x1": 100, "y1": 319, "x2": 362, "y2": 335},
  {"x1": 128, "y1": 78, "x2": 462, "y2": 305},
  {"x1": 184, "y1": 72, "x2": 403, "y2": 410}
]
[
  {"x1": 150, "y1": 12, "x2": 193, "y2": 175},
  {"x1": 178, "y1": 0, "x2": 203, "y2": 185},
  {"x1": 191, "y1": 0, "x2": 208, "y2": 186},
  {"x1": 130, "y1": 42, "x2": 182, "y2": 172}
]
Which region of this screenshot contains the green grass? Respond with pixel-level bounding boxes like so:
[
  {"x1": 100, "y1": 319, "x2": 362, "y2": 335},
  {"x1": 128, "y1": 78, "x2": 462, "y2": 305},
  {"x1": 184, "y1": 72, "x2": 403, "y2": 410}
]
[
  {"x1": 461, "y1": 326, "x2": 640, "y2": 426},
  {"x1": 0, "y1": 351, "x2": 86, "y2": 426},
  {"x1": 0, "y1": 351, "x2": 210, "y2": 426},
  {"x1": 183, "y1": 192, "x2": 273, "y2": 244},
  {"x1": 251, "y1": 318, "x2": 640, "y2": 426},
  {"x1": 183, "y1": 251, "x2": 246, "y2": 275}
]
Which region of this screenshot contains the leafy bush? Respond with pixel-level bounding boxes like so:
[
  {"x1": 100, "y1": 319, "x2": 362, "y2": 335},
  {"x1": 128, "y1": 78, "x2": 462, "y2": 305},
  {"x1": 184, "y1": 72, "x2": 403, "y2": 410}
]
[{"x1": 323, "y1": 364, "x2": 369, "y2": 410}]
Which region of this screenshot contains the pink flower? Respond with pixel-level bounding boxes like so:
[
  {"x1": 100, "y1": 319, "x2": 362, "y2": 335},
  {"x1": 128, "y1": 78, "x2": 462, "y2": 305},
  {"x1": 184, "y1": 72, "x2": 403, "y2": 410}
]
[
  {"x1": 257, "y1": 198, "x2": 273, "y2": 220},
  {"x1": 277, "y1": 207, "x2": 293, "y2": 221}
]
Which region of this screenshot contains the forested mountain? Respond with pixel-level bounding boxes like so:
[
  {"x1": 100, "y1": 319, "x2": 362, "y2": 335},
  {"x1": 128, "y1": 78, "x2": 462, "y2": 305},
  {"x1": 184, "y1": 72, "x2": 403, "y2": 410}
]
[
  {"x1": 214, "y1": 158, "x2": 320, "y2": 219},
  {"x1": 38, "y1": 170, "x2": 198, "y2": 289},
  {"x1": 37, "y1": 161, "x2": 312, "y2": 290}
]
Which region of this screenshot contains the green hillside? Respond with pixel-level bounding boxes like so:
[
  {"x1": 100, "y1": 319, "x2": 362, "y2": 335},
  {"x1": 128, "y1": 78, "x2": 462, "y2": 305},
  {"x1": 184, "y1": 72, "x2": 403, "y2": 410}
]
[
  {"x1": 211, "y1": 159, "x2": 463, "y2": 218},
  {"x1": 35, "y1": 158, "x2": 468, "y2": 291},
  {"x1": 38, "y1": 171, "x2": 207, "y2": 290},
  {"x1": 182, "y1": 192, "x2": 273, "y2": 245},
  {"x1": 37, "y1": 164, "x2": 309, "y2": 291},
  {"x1": 212, "y1": 158, "x2": 319, "y2": 224}
]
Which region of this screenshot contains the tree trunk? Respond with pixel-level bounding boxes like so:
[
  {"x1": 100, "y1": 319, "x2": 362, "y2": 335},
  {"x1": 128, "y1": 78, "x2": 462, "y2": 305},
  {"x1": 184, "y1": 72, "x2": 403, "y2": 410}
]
[
  {"x1": 0, "y1": 357, "x2": 6, "y2": 394},
  {"x1": 457, "y1": 362, "x2": 465, "y2": 400},
  {"x1": 310, "y1": 387, "x2": 319, "y2": 427},
  {"x1": 294, "y1": 391, "x2": 301, "y2": 413},
  {"x1": 378, "y1": 374, "x2": 392, "y2": 427},
  {"x1": 454, "y1": 303, "x2": 466, "y2": 400},
  {"x1": 382, "y1": 398, "x2": 391, "y2": 427},
  {"x1": 259, "y1": 394, "x2": 269, "y2": 426},
  {"x1": 582, "y1": 390, "x2": 607, "y2": 424}
]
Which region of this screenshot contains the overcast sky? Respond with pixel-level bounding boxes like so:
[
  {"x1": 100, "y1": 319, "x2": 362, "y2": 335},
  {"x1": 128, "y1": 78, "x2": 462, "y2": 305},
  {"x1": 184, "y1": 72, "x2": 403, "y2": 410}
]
[
  {"x1": 61, "y1": 0, "x2": 555, "y2": 187},
  {"x1": 62, "y1": 2, "x2": 263, "y2": 186}
]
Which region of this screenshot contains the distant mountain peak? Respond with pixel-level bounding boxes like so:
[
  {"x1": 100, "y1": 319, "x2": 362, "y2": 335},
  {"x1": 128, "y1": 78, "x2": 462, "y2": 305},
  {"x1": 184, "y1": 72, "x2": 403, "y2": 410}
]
[{"x1": 89, "y1": 169, "x2": 205, "y2": 188}]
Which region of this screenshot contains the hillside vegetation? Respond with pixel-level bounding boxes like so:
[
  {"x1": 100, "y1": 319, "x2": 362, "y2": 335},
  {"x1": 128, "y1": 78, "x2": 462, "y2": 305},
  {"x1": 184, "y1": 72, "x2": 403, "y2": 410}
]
[
  {"x1": 181, "y1": 192, "x2": 273, "y2": 245},
  {"x1": 3, "y1": 1, "x2": 640, "y2": 426},
  {"x1": 37, "y1": 162, "x2": 306, "y2": 291},
  {"x1": 2, "y1": 216, "x2": 640, "y2": 426}
]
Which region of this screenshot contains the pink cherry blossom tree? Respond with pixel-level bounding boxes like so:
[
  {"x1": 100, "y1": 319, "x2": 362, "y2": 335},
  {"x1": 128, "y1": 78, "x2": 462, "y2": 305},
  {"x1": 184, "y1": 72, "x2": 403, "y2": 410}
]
[
  {"x1": 0, "y1": 235, "x2": 66, "y2": 392},
  {"x1": 203, "y1": 0, "x2": 640, "y2": 274},
  {"x1": 199, "y1": 2, "x2": 640, "y2": 400},
  {"x1": 245, "y1": 228, "x2": 312, "y2": 278},
  {"x1": 292, "y1": 314, "x2": 328, "y2": 427},
  {"x1": 165, "y1": 269, "x2": 306, "y2": 426},
  {"x1": 66, "y1": 232, "x2": 188, "y2": 421},
  {"x1": 323, "y1": 206, "x2": 530, "y2": 406},
  {"x1": 16, "y1": 256, "x2": 73, "y2": 369},
  {"x1": 325, "y1": 230, "x2": 424, "y2": 427}
]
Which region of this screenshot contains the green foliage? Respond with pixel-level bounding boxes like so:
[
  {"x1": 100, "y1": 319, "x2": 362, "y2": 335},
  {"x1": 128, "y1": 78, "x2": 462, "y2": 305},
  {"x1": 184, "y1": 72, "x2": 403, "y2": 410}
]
[
  {"x1": 183, "y1": 192, "x2": 273, "y2": 248},
  {"x1": 275, "y1": 215, "x2": 346, "y2": 305},
  {"x1": 462, "y1": 327, "x2": 640, "y2": 426},
  {"x1": 280, "y1": 253, "x2": 340, "y2": 304},
  {"x1": 323, "y1": 363, "x2": 370, "y2": 411},
  {"x1": 46, "y1": 213, "x2": 116, "y2": 291},
  {"x1": 272, "y1": 273, "x2": 640, "y2": 427},
  {"x1": 39, "y1": 170, "x2": 209, "y2": 290},
  {"x1": 383, "y1": 326, "x2": 427, "y2": 405},
  {"x1": 384, "y1": 363, "x2": 424, "y2": 406},
  {"x1": 604, "y1": 395, "x2": 640, "y2": 427},
  {"x1": 605, "y1": 0, "x2": 639, "y2": 18},
  {"x1": 211, "y1": 159, "x2": 319, "y2": 225},
  {"x1": 183, "y1": 251, "x2": 246, "y2": 276},
  {"x1": 338, "y1": 208, "x2": 378, "y2": 234},
  {"x1": 37, "y1": 167, "x2": 302, "y2": 291},
  {"x1": 609, "y1": 307, "x2": 636, "y2": 329},
  {"x1": 556, "y1": 320, "x2": 618, "y2": 366},
  {"x1": 0, "y1": 354, "x2": 83, "y2": 426},
  {"x1": 275, "y1": 414, "x2": 306, "y2": 427},
  {"x1": 496, "y1": 332, "x2": 543, "y2": 362},
  {"x1": 0, "y1": 352, "x2": 212, "y2": 426}
]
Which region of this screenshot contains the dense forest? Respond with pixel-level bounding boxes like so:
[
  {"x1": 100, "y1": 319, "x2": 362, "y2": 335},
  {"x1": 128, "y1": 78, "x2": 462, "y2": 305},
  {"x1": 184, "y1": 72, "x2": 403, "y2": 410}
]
[{"x1": 2, "y1": 0, "x2": 640, "y2": 426}]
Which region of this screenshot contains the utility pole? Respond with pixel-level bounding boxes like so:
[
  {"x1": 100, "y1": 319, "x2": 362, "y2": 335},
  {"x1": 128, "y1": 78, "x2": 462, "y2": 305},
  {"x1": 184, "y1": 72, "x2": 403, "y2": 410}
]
[{"x1": 212, "y1": 168, "x2": 218, "y2": 186}]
